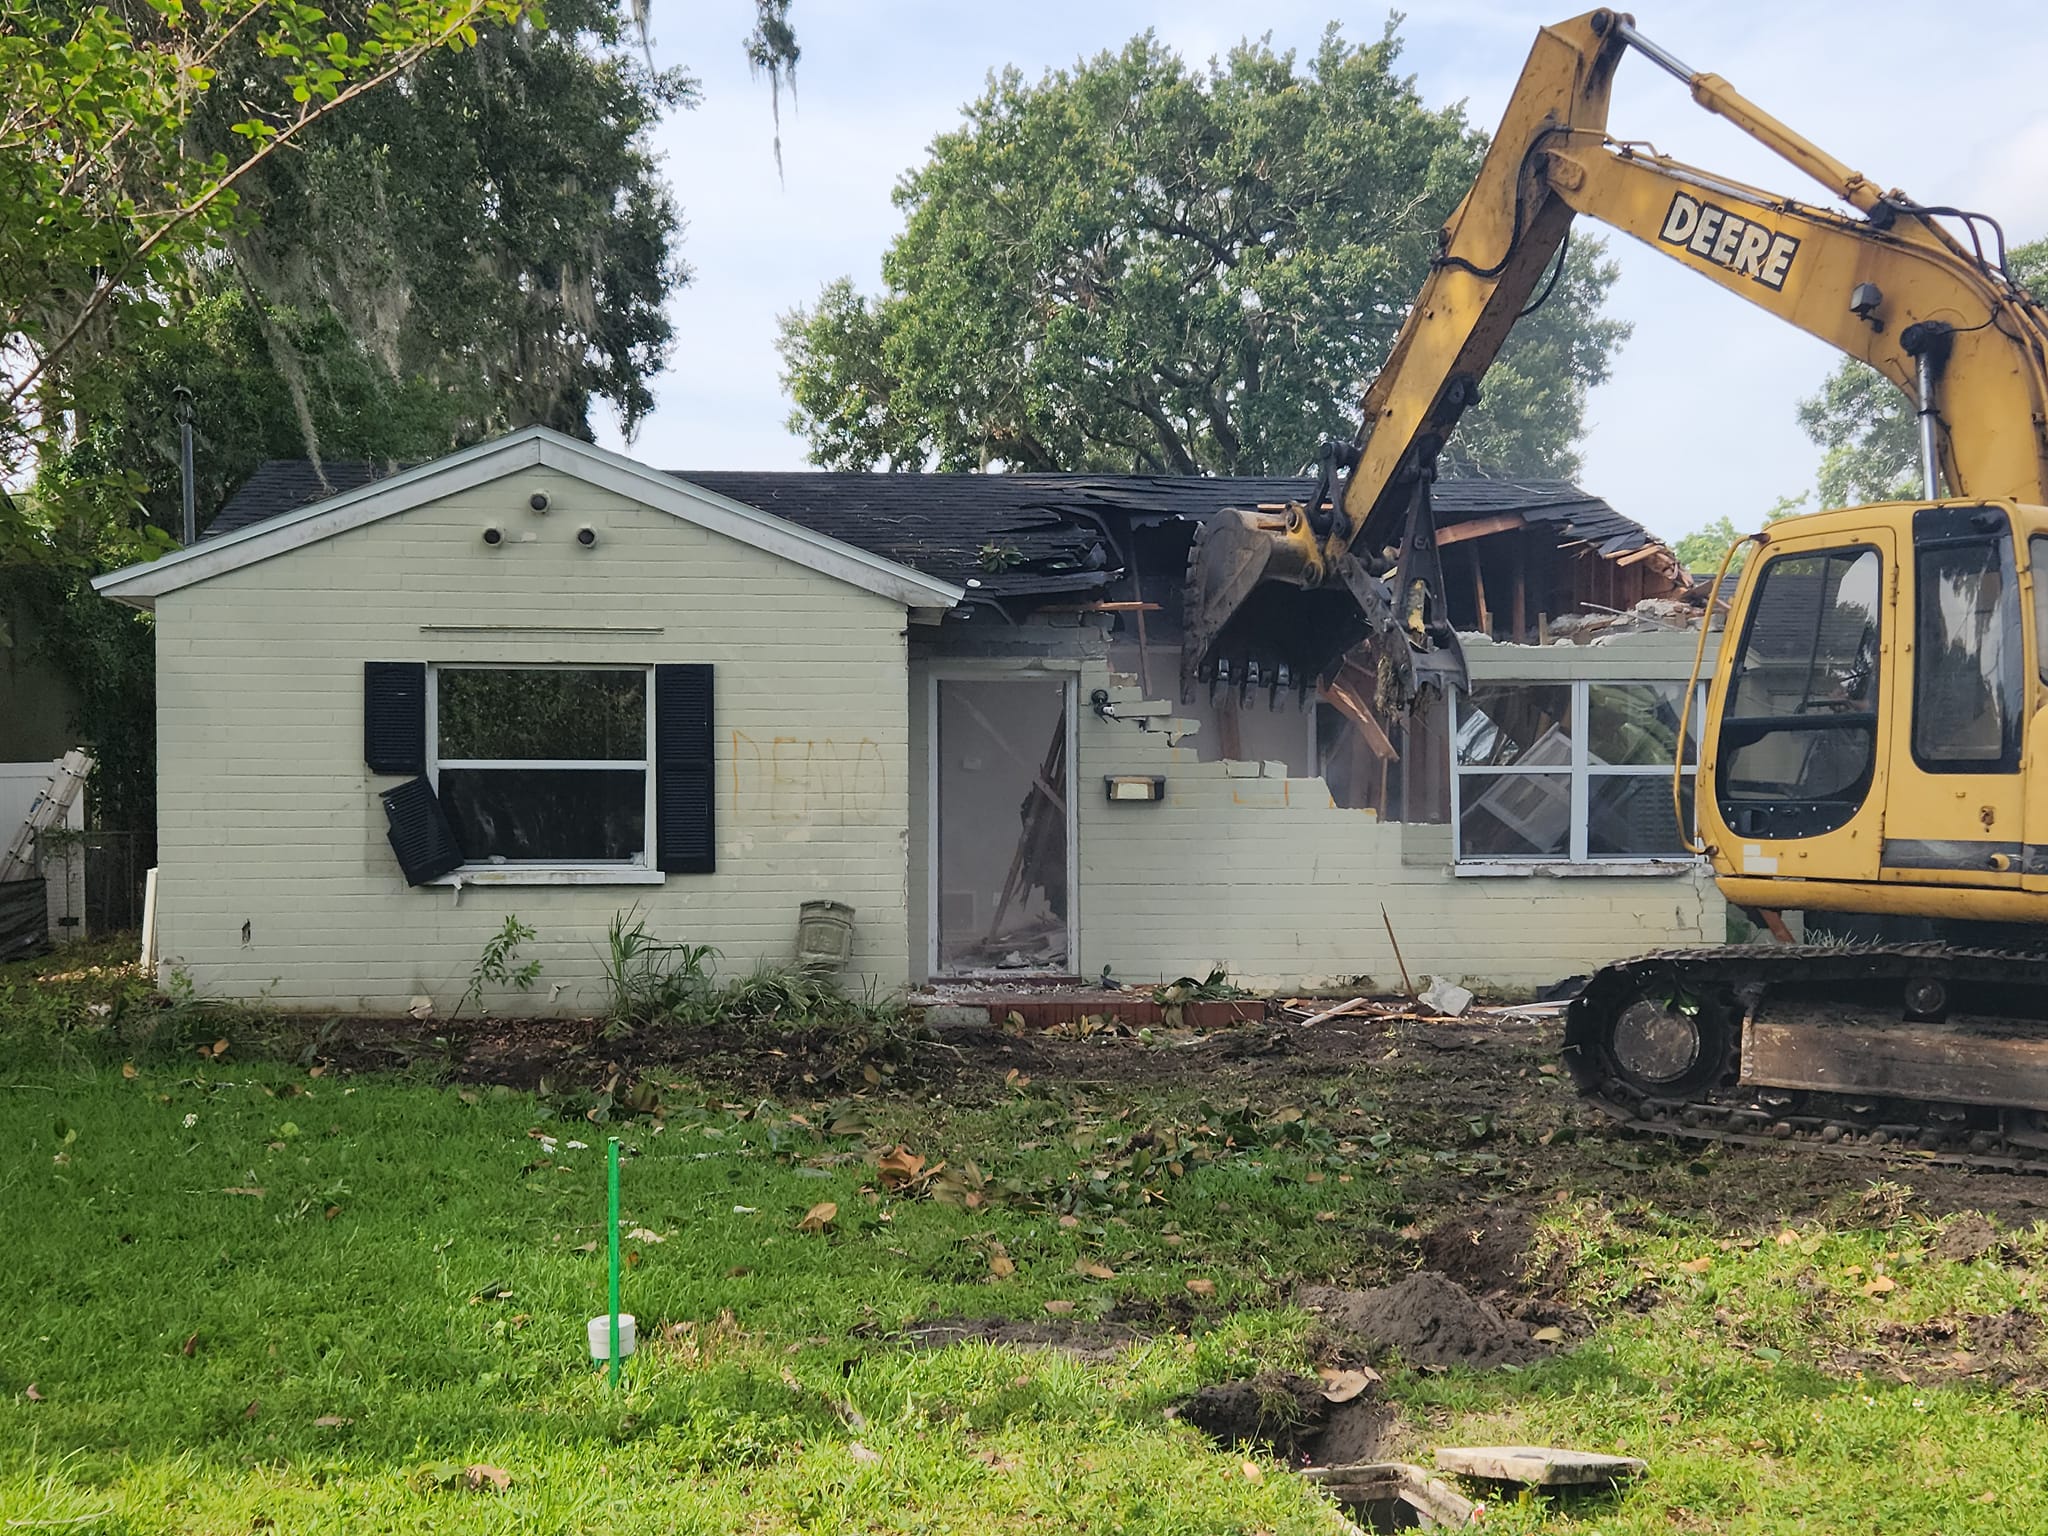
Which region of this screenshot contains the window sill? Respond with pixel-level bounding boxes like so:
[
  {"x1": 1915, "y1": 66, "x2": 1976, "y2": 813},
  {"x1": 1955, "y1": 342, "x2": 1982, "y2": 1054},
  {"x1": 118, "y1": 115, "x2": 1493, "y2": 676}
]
[
  {"x1": 432, "y1": 866, "x2": 666, "y2": 888},
  {"x1": 1453, "y1": 858, "x2": 1702, "y2": 879}
]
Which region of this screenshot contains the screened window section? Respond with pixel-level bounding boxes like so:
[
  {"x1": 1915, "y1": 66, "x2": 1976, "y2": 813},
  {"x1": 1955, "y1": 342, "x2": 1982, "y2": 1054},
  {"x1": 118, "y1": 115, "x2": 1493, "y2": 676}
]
[
  {"x1": 431, "y1": 667, "x2": 652, "y2": 864},
  {"x1": 1452, "y1": 681, "x2": 1702, "y2": 863}
]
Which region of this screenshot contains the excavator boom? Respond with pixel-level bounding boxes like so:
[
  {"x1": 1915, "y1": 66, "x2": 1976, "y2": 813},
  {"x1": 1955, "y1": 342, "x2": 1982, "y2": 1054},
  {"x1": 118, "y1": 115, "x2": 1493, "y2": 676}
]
[{"x1": 1183, "y1": 9, "x2": 2048, "y2": 701}]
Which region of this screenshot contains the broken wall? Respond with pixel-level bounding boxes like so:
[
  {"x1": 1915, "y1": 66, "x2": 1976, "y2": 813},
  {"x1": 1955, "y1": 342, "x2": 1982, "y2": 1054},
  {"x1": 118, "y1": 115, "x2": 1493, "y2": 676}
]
[{"x1": 913, "y1": 625, "x2": 1724, "y2": 991}]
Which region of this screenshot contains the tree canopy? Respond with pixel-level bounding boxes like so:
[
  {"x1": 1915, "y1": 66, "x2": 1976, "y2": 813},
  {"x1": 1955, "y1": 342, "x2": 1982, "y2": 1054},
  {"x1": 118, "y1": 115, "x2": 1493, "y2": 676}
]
[{"x1": 778, "y1": 25, "x2": 1628, "y2": 478}]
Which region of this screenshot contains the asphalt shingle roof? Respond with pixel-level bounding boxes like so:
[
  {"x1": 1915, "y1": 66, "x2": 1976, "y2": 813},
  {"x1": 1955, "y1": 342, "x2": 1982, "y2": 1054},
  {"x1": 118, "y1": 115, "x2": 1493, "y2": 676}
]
[{"x1": 202, "y1": 460, "x2": 1662, "y2": 599}]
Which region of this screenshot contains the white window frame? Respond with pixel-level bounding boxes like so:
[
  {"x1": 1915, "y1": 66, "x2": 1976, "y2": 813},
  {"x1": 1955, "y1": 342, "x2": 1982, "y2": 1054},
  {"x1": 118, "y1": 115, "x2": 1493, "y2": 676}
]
[
  {"x1": 1450, "y1": 679, "x2": 1706, "y2": 876},
  {"x1": 426, "y1": 662, "x2": 663, "y2": 886}
]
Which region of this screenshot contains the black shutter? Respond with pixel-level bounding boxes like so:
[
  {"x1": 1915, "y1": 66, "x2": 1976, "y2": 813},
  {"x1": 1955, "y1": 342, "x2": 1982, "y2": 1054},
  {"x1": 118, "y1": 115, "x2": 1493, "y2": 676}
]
[
  {"x1": 364, "y1": 662, "x2": 426, "y2": 774},
  {"x1": 655, "y1": 663, "x2": 715, "y2": 874},
  {"x1": 380, "y1": 777, "x2": 463, "y2": 885}
]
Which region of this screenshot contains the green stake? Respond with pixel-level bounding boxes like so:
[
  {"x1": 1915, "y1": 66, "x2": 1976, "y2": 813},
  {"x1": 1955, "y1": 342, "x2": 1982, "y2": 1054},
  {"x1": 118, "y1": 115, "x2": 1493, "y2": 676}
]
[{"x1": 606, "y1": 1135, "x2": 622, "y2": 1388}]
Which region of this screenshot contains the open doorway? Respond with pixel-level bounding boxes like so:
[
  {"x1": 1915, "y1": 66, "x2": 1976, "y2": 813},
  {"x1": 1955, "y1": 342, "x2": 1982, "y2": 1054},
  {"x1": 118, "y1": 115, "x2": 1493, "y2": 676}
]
[{"x1": 932, "y1": 676, "x2": 1074, "y2": 975}]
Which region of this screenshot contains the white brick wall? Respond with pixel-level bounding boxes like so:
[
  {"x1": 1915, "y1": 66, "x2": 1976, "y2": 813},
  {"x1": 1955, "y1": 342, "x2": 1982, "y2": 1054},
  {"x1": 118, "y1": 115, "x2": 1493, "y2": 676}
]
[{"x1": 153, "y1": 466, "x2": 915, "y2": 1014}]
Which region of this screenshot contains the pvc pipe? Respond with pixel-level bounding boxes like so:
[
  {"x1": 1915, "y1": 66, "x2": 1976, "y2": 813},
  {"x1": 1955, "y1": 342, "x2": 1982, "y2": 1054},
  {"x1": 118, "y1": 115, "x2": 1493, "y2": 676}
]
[{"x1": 607, "y1": 1136, "x2": 622, "y2": 1386}]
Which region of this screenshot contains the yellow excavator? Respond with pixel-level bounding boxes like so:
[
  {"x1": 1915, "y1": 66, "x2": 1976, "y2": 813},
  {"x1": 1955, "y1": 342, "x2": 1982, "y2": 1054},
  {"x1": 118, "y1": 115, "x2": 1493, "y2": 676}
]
[{"x1": 1183, "y1": 10, "x2": 2048, "y2": 1167}]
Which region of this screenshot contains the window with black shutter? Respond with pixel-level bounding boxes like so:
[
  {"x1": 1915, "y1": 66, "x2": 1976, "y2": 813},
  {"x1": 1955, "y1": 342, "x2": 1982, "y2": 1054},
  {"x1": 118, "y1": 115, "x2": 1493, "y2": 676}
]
[{"x1": 365, "y1": 661, "x2": 713, "y2": 881}]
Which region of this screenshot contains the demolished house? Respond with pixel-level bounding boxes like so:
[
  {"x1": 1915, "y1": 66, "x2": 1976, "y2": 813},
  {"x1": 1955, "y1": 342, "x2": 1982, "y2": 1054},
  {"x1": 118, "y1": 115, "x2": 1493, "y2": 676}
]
[{"x1": 94, "y1": 426, "x2": 1723, "y2": 1012}]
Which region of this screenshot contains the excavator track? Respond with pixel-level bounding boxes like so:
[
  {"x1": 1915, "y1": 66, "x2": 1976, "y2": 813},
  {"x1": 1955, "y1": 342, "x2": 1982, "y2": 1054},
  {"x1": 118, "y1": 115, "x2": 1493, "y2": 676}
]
[{"x1": 1564, "y1": 944, "x2": 2048, "y2": 1175}]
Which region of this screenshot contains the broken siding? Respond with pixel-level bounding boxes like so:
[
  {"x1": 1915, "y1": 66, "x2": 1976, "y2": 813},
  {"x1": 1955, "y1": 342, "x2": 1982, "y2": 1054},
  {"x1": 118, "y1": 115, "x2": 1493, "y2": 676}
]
[
  {"x1": 1070, "y1": 631, "x2": 1724, "y2": 991},
  {"x1": 153, "y1": 465, "x2": 914, "y2": 1013}
]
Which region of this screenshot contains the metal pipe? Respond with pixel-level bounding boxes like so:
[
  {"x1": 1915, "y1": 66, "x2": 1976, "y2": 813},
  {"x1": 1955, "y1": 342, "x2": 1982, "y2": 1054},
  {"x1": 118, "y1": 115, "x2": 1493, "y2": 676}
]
[
  {"x1": 173, "y1": 385, "x2": 196, "y2": 545},
  {"x1": 1916, "y1": 350, "x2": 1942, "y2": 499},
  {"x1": 1610, "y1": 19, "x2": 1697, "y2": 83}
]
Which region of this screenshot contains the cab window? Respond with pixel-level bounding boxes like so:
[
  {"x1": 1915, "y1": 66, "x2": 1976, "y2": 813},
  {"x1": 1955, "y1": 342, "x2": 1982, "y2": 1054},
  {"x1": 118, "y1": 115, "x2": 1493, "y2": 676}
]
[
  {"x1": 1716, "y1": 546, "x2": 1881, "y2": 839},
  {"x1": 1912, "y1": 507, "x2": 2021, "y2": 774}
]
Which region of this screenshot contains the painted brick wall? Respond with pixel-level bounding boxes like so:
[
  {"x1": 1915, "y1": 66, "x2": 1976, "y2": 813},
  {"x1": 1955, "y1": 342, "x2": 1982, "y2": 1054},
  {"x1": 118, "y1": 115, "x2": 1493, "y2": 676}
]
[
  {"x1": 912, "y1": 629, "x2": 1724, "y2": 991},
  {"x1": 152, "y1": 465, "x2": 914, "y2": 1014}
]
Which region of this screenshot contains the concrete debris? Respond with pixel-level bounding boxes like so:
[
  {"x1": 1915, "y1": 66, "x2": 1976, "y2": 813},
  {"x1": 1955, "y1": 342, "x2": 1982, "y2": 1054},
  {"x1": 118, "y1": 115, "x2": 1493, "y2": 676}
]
[
  {"x1": 1433, "y1": 1445, "x2": 1646, "y2": 1489},
  {"x1": 1305, "y1": 1462, "x2": 1480, "y2": 1529},
  {"x1": 1418, "y1": 977, "x2": 1475, "y2": 1017}
]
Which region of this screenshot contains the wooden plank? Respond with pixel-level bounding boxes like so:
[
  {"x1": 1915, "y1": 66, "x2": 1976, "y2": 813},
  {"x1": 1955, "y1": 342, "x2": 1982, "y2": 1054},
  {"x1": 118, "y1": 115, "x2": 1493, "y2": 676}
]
[
  {"x1": 1435, "y1": 512, "x2": 1525, "y2": 547},
  {"x1": 1433, "y1": 1446, "x2": 1646, "y2": 1489},
  {"x1": 1511, "y1": 534, "x2": 1528, "y2": 642},
  {"x1": 1743, "y1": 1012, "x2": 2048, "y2": 1110},
  {"x1": 1468, "y1": 545, "x2": 1492, "y2": 637}
]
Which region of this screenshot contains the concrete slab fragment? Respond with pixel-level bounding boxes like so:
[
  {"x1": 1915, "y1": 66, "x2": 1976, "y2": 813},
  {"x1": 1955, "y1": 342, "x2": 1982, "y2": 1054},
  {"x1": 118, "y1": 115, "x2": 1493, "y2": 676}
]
[{"x1": 1433, "y1": 1445, "x2": 1646, "y2": 1488}]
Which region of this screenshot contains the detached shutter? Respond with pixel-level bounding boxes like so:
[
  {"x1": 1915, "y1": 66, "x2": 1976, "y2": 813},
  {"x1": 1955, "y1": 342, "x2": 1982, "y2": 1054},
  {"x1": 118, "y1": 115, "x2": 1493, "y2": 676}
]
[
  {"x1": 364, "y1": 662, "x2": 426, "y2": 774},
  {"x1": 655, "y1": 663, "x2": 715, "y2": 874},
  {"x1": 380, "y1": 778, "x2": 463, "y2": 885}
]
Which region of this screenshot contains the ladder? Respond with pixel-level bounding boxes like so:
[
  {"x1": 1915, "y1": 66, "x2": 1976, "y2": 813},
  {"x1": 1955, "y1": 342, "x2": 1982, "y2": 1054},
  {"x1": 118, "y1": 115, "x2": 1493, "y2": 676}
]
[{"x1": 0, "y1": 749, "x2": 93, "y2": 884}]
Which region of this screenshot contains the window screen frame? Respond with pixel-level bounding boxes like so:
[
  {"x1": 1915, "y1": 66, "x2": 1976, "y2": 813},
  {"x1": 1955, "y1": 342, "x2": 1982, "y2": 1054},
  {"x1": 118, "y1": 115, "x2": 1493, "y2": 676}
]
[
  {"x1": 426, "y1": 662, "x2": 657, "y2": 871},
  {"x1": 1450, "y1": 678, "x2": 1705, "y2": 868}
]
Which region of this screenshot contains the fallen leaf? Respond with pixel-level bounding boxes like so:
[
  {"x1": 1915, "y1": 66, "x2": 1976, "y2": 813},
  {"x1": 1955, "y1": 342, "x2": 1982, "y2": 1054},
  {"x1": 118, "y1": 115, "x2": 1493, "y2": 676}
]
[
  {"x1": 23, "y1": 1384, "x2": 42, "y2": 1402},
  {"x1": 464, "y1": 1464, "x2": 512, "y2": 1492},
  {"x1": 1185, "y1": 1278, "x2": 1217, "y2": 1298},
  {"x1": 324, "y1": 1205, "x2": 341, "y2": 1221},
  {"x1": 973, "y1": 1448, "x2": 1020, "y2": 1472},
  {"x1": 1315, "y1": 1211, "x2": 1337, "y2": 1223},
  {"x1": 626, "y1": 1227, "x2": 665, "y2": 1244},
  {"x1": 1864, "y1": 1275, "x2": 1897, "y2": 1296},
  {"x1": 1240, "y1": 1460, "x2": 1263, "y2": 1483},
  {"x1": 988, "y1": 1246, "x2": 1016, "y2": 1279},
  {"x1": 1776, "y1": 1229, "x2": 1799, "y2": 1247},
  {"x1": 1043, "y1": 1300, "x2": 1076, "y2": 1316},
  {"x1": 1316, "y1": 1366, "x2": 1379, "y2": 1403},
  {"x1": 1075, "y1": 1260, "x2": 1116, "y2": 1281},
  {"x1": 798, "y1": 1201, "x2": 838, "y2": 1234},
  {"x1": 876, "y1": 1145, "x2": 926, "y2": 1188},
  {"x1": 182, "y1": 1333, "x2": 199, "y2": 1357},
  {"x1": 313, "y1": 1414, "x2": 352, "y2": 1427},
  {"x1": 571, "y1": 1240, "x2": 599, "y2": 1254},
  {"x1": 121, "y1": 1063, "x2": 137, "y2": 1080},
  {"x1": 1532, "y1": 1325, "x2": 1566, "y2": 1343},
  {"x1": 848, "y1": 1442, "x2": 881, "y2": 1465},
  {"x1": 1057, "y1": 1214, "x2": 1080, "y2": 1230},
  {"x1": 223, "y1": 1187, "x2": 267, "y2": 1198},
  {"x1": 243, "y1": 1399, "x2": 261, "y2": 1420},
  {"x1": 1677, "y1": 1257, "x2": 1713, "y2": 1274}
]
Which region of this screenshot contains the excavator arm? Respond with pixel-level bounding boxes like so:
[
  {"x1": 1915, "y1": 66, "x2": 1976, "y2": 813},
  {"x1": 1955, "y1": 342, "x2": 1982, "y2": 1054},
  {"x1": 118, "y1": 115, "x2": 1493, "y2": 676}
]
[{"x1": 1183, "y1": 7, "x2": 2048, "y2": 703}]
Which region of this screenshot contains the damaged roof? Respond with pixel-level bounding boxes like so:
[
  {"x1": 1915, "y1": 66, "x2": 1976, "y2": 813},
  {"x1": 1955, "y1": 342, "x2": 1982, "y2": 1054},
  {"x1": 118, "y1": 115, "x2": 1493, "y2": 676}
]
[{"x1": 202, "y1": 457, "x2": 1674, "y2": 599}]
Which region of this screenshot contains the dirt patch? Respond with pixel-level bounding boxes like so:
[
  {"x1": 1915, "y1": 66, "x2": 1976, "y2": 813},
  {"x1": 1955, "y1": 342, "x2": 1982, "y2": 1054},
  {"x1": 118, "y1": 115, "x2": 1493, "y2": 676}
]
[
  {"x1": 1178, "y1": 1369, "x2": 1395, "y2": 1467},
  {"x1": 1934, "y1": 1211, "x2": 2006, "y2": 1264},
  {"x1": 1300, "y1": 1272, "x2": 1544, "y2": 1370},
  {"x1": 898, "y1": 1316, "x2": 1142, "y2": 1363},
  {"x1": 1418, "y1": 1209, "x2": 1534, "y2": 1296}
]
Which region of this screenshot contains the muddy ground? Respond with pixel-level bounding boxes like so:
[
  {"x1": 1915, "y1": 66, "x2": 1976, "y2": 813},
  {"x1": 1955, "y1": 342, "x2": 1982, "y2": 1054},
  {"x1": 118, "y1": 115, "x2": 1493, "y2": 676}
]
[{"x1": 328, "y1": 1004, "x2": 2048, "y2": 1242}]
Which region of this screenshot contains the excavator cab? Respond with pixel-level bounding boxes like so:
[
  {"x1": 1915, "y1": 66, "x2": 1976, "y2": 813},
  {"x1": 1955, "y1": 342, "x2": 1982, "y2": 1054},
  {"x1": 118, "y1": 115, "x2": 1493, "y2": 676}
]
[{"x1": 1701, "y1": 498, "x2": 2047, "y2": 927}]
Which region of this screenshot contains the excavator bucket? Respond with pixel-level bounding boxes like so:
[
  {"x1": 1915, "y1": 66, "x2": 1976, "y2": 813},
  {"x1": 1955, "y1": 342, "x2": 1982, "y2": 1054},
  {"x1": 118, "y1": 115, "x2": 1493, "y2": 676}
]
[{"x1": 1180, "y1": 493, "x2": 1466, "y2": 713}]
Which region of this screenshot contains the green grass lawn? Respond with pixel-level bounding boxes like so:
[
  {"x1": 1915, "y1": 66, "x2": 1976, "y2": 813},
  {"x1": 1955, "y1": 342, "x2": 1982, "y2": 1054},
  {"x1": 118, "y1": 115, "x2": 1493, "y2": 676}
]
[{"x1": 7, "y1": 945, "x2": 2048, "y2": 1533}]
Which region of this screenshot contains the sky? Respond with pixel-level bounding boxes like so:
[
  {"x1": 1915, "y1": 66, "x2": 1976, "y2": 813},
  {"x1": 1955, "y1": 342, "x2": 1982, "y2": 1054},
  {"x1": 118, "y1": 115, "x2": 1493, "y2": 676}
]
[{"x1": 594, "y1": 0, "x2": 2048, "y2": 544}]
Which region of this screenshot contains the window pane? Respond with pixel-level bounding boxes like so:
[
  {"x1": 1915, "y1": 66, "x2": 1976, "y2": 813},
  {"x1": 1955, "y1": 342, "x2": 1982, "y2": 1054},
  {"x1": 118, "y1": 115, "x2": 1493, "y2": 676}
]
[
  {"x1": 1914, "y1": 534, "x2": 2022, "y2": 769},
  {"x1": 1457, "y1": 771, "x2": 1570, "y2": 858},
  {"x1": 440, "y1": 768, "x2": 646, "y2": 861},
  {"x1": 1727, "y1": 550, "x2": 1881, "y2": 718},
  {"x1": 439, "y1": 670, "x2": 646, "y2": 761},
  {"x1": 1718, "y1": 547, "x2": 1881, "y2": 837},
  {"x1": 1587, "y1": 773, "x2": 1693, "y2": 857},
  {"x1": 2034, "y1": 535, "x2": 2048, "y2": 685},
  {"x1": 1456, "y1": 685, "x2": 1571, "y2": 768},
  {"x1": 1589, "y1": 683, "x2": 1695, "y2": 766}
]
